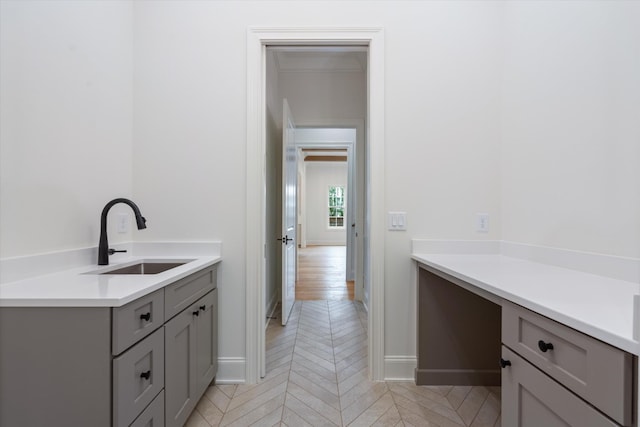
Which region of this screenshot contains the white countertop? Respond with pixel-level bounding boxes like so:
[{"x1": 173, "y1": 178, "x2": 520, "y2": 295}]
[
  {"x1": 0, "y1": 244, "x2": 222, "y2": 307},
  {"x1": 412, "y1": 253, "x2": 640, "y2": 355}
]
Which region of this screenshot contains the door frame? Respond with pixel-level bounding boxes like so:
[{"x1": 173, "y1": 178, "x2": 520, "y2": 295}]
[{"x1": 246, "y1": 27, "x2": 385, "y2": 383}]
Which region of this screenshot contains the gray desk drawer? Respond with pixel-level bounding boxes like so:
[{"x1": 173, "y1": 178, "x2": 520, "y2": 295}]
[
  {"x1": 502, "y1": 301, "x2": 632, "y2": 426},
  {"x1": 501, "y1": 346, "x2": 618, "y2": 427},
  {"x1": 113, "y1": 327, "x2": 165, "y2": 427},
  {"x1": 165, "y1": 266, "x2": 217, "y2": 320},
  {"x1": 113, "y1": 289, "x2": 164, "y2": 355}
]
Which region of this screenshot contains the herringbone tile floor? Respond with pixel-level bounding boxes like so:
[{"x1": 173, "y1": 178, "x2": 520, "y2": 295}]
[{"x1": 186, "y1": 301, "x2": 501, "y2": 427}]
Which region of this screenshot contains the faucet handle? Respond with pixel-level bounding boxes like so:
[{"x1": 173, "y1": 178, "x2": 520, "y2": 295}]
[{"x1": 108, "y1": 249, "x2": 128, "y2": 256}]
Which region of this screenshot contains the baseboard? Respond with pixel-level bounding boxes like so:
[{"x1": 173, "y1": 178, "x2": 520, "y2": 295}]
[
  {"x1": 384, "y1": 356, "x2": 417, "y2": 381},
  {"x1": 415, "y1": 368, "x2": 501, "y2": 386},
  {"x1": 215, "y1": 357, "x2": 246, "y2": 384}
]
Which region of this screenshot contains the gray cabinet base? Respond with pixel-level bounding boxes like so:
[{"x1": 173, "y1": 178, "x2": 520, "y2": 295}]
[{"x1": 416, "y1": 267, "x2": 501, "y2": 386}]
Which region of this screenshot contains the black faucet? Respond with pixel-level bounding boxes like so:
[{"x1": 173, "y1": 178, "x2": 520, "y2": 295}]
[{"x1": 98, "y1": 198, "x2": 147, "y2": 265}]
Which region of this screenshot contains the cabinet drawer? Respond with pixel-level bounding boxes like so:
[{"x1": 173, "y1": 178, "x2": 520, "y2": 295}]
[
  {"x1": 113, "y1": 289, "x2": 164, "y2": 355},
  {"x1": 129, "y1": 390, "x2": 165, "y2": 427},
  {"x1": 501, "y1": 346, "x2": 618, "y2": 427},
  {"x1": 113, "y1": 327, "x2": 165, "y2": 427},
  {"x1": 502, "y1": 301, "x2": 632, "y2": 426},
  {"x1": 165, "y1": 265, "x2": 217, "y2": 320}
]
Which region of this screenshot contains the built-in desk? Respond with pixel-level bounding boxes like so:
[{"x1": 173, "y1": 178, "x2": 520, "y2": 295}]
[{"x1": 412, "y1": 252, "x2": 639, "y2": 426}]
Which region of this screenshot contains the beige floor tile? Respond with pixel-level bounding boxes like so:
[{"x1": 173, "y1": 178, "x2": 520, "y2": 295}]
[
  {"x1": 286, "y1": 381, "x2": 342, "y2": 426},
  {"x1": 470, "y1": 392, "x2": 500, "y2": 427},
  {"x1": 185, "y1": 409, "x2": 213, "y2": 427},
  {"x1": 284, "y1": 392, "x2": 340, "y2": 427},
  {"x1": 348, "y1": 392, "x2": 396, "y2": 427},
  {"x1": 190, "y1": 301, "x2": 501, "y2": 426},
  {"x1": 371, "y1": 404, "x2": 403, "y2": 427},
  {"x1": 457, "y1": 387, "x2": 489, "y2": 426}
]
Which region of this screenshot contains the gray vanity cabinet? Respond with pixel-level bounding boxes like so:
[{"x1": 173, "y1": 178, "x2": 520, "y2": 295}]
[
  {"x1": 195, "y1": 288, "x2": 218, "y2": 397},
  {"x1": 0, "y1": 264, "x2": 218, "y2": 427},
  {"x1": 165, "y1": 289, "x2": 217, "y2": 427}
]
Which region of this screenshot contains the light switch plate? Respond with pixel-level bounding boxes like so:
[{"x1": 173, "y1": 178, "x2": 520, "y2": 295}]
[{"x1": 388, "y1": 212, "x2": 407, "y2": 231}]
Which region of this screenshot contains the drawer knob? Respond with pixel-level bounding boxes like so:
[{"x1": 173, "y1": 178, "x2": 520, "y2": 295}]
[
  {"x1": 500, "y1": 358, "x2": 511, "y2": 368},
  {"x1": 192, "y1": 310, "x2": 200, "y2": 317},
  {"x1": 199, "y1": 305, "x2": 206, "y2": 311},
  {"x1": 140, "y1": 312, "x2": 151, "y2": 321},
  {"x1": 538, "y1": 340, "x2": 554, "y2": 352},
  {"x1": 140, "y1": 370, "x2": 151, "y2": 380}
]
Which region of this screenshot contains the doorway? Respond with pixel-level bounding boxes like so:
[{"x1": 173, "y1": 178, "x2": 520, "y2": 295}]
[
  {"x1": 246, "y1": 27, "x2": 385, "y2": 383},
  {"x1": 295, "y1": 127, "x2": 359, "y2": 303}
]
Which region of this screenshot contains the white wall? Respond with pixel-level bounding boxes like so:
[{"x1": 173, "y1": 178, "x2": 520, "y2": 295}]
[
  {"x1": 500, "y1": 1, "x2": 640, "y2": 259},
  {"x1": 0, "y1": 0, "x2": 134, "y2": 258},
  {"x1": 304, "y1": 161, "x2": 348, "y2": 245},
  {"x1": 2, "y1": 0, "x2": 638, "y2": 381}
]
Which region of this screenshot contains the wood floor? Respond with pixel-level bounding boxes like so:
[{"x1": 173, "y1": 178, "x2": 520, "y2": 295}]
[
  {"x1": 185, "y1": 301, "x2": 502, "y2": 426},
  {"x1": 296, "y1": 246, "x2": 354, "y2": 301}
]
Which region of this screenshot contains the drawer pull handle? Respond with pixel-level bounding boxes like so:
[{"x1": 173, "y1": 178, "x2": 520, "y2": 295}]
[
  {"x1": 140, "y1": 312, "x2": 151, "y2": 321},
  {"x1": 140, "y1": 370, "x2": 151, "y2": 380},
  {"x1": 193, "y1": 310, "x2": 200, "y2": 317},
  {"x1": 199, "y1": 305, "x2": 206, "y2": 311},
  {"x1": 538, "y1": 340, "x2": 554, "y2": 352},
  {"x1": 500, "y1": 358, "x2": 511, "y2": 368}
]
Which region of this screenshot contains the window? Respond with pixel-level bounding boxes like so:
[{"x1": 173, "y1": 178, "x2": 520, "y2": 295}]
[{"x1": 328, "y1": 186, "x2": 345, "y2": 228}]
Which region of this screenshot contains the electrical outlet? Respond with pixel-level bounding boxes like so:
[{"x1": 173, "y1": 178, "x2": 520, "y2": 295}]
[
  {"x1": 117, "y1": 213, "x2": 129, "y2": 234},
  {"x1": 476, "y1": 213, "x2": 489, "y2": 233}
]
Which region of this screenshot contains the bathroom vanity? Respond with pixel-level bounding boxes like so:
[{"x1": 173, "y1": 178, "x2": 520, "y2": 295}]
[
  {"x1": 413, "y1": 247, "x2": 638, "y2": 427},
  {"x1": 0, "y1": 249, "x2": 221, "y2": 427}
]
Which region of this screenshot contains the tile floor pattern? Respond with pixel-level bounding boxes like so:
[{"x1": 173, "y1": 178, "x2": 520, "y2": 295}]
[{"x1": 185, "y1": 301, "x2": 501, "y2": 427}]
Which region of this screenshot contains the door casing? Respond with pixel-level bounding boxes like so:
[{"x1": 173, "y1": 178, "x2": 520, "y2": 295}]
[{"x1": 246, "y1": 27, "x2": 385, "y2": 383}]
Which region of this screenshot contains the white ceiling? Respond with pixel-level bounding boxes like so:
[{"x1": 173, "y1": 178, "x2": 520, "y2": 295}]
[{"x1": 271, "y1": 47, "x2": 367, "y2": 73}]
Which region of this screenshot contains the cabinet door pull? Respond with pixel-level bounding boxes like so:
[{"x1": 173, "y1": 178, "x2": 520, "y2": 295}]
[
  {"x1": 199, "y1": 305, "x2": 206, "y2": 311},
  {"x1": 192, "y1": 310, "x2": 200, "y2": 317},
  {"x1": 140, "y1": 312, "x2": 151, "y2": 321},
  {"x1": 140, "y1": 370, "x2": 151, "y2": 380},
  {"x1": 538, "y1": 340, "x2": 554, "y2": 352},
  {"x1": 500, "y1": 358, "x2": 511, "y2": 368}
]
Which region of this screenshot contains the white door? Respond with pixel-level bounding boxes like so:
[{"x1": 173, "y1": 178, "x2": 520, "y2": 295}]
[{"x1": 281, "y1": 99, "x2": 297, "y2": 325}]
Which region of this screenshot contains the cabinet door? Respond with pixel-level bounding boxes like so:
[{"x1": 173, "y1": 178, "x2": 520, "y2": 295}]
[
  {"x1": 195, "y1": 289, "x2": 218, "y2": 397},
  {"x1": 501, "y1": 346, "x2": 618, "y2": 427},
  {"x1": 165, "y1": 307, "x2": 198, "y2": 427}
]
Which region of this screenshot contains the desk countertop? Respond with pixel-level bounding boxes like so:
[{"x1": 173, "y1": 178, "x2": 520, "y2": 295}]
[{"x1": 412, "y1": 253, "x2": 640, "y2": 355}]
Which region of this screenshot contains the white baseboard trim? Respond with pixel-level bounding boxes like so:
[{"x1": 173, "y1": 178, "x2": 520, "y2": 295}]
[
  {"x1": 384, "y1": 356, "x2": 417, "y2": 381},
  {"x1": 215, "y1": 357, "x2": 246, "y2": 384}
]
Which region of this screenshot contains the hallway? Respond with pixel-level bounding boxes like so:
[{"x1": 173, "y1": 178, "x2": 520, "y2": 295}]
[
  {"x1": 296, "y1": 246, "x2": 354, "y2": 301},
  {"x1": 185, "y1": 301, "x2": 501, "y2": 426}
]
